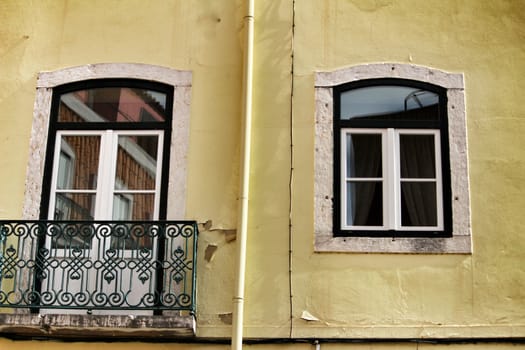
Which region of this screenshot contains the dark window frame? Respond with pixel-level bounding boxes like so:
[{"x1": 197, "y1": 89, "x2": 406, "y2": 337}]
[
  {"x1": 333, "y1": 78, "x2": 452, "y2": 238},
  {"x1": 36, "y1": 78, "x2": 175, "y2": 315},
  {"x1": 40, "y1": 78, "x2": 174, "y2": 221}
]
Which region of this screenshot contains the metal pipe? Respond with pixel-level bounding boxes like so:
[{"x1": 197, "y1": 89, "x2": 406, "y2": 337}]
[{"x1": 231, "y1": 1, "x2": 254, "y2": 349}]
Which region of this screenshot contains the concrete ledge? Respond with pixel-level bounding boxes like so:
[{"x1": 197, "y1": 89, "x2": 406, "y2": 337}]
[{"x1": 0, "y1": 313, "x2": 195, "y2": 339}]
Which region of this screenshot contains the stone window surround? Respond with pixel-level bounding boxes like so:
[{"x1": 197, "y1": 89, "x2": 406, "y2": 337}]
[
  {"x1": 314, "y1": 63, "x2": 471, "y2": 254},
  {"x1": 23, "y1": 63, "x2": 192, "y2": 221},
  {"x1": 0, "y1": 63, "x2": 195, "y2": 339}
]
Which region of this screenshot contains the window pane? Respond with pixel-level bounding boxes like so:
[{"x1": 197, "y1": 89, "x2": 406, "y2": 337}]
[
  {"x1": 401, "y1": 182, "x2": 437, "y2": 226},
  {"x1": 111, "y1": 193, "x2": 155, "y2": 249},
  {"x1": 346, "y1": 133, "x2": 382, "y2": 177},
  {"x1": 110, "y1": 224, "x2": 154, "y2": 250},
  {"x1": 51, "y1": 223, "x2": 94, "y2": 249},
  {"x1": 58, "y1": 136, "x2": 100, "y2": 190},
  {"x1": 58, "y1": 87, "x2": 168, "y2": 123},
  {"x1": 340, "y1": 86, "x2": 439, "y2": 122},
  {"x1": 54, "y1": 193, "x2": 96, "y2": 221},
  {"x1": 115, "y1": 135, "x2": 158, "y2": 191},
  {"x1": 112, "y1": 193, "x2": 155, "y2": 221},
  {"x1": 110, "y1": 195, "x2": 156, "y2": 249},
  {"x1": 399, "y1": 134, "x2": 436, "y2": 178},
  {"x1": 346, "y1": 181, "x2": 382, "y2": 226},
  {"x1": 57, "y1": 151, "x2": 73, "y2": 190},
  {"x1": 112, "y1": 193, "x2": 132, "y2": 220}
]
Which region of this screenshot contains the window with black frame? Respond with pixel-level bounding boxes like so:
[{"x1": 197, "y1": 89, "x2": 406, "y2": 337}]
[
  {"x1": 333, "y1": 79, "x2": 452, "y2": 237},
  {"x1": 41, "y1": 79, "x2": 174, "y2": 248},
  {"x1": 34, "y1": 79, "x2": 176, "y2": 313}
]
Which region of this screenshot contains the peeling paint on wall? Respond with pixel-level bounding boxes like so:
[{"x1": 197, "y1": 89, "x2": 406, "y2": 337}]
[
  {"x1": 218, "y1": 313, "x2": 232, "y2": 325},
  {"x1": 204, "y1": 244, "x2": 218, "y2": 263},
  {"x1": 199, "y1": 220, "x2": 237, "y2": 243}
]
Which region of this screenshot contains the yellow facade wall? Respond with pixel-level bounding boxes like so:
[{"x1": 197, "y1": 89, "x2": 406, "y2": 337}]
[
  {"x1": 0, "y1": 0, "x2": 244, "y2": 337},
  {"x1": 0, "y1": 338, "x2": 523, "y2": 350},
  {"x1": 286, "y1": 0, "x2": 525, "y2": 339},
  {"x1": 0, "y1": 0, "x2": 524, "y2": 348}
]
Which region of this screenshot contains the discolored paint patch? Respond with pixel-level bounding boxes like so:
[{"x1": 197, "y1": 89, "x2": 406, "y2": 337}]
[{"x1": 218, "y1": 313, "x2": 232, "y2": 325}]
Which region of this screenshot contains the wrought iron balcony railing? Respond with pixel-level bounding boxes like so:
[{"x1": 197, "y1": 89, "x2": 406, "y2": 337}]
[{"x1": 0, "y1": 220, "x2": 197, "y2": 313}]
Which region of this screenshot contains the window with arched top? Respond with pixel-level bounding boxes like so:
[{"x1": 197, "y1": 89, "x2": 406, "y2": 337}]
[
  {"x1": 334, "y1": 79, "x2": 451, "y2": 236},
  {"x1": 42, "y1": 79, "x2": 174, "y2": 225},
  {"x1": 314, "y1": 64, "x2": 471, "y2": 253},
  {"x1": 23, "y1": 64, "x2": 192, "y2": 221},
  {"x1": 11, "y1": 64, "x2": 197, "y2": 321}
]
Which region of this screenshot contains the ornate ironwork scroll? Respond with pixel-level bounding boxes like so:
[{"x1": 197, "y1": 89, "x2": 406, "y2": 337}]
[{"x1": 0, "y1": 221, "x2": 197, "y2": 312}]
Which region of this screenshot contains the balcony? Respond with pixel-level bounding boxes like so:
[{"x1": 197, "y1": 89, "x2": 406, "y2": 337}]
[{"x1": 0, "y1": 220, "x2": 197, "y2": 339}]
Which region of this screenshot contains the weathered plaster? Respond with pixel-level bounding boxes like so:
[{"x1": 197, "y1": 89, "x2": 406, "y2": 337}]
[
  {"x1": 314, "y1": 63, "x2": 471, "y2": 253},
  {"x1": 36, "y1": 63, "x2": 192, "y2": 88},
  {"x1": 0, "y1": 313, "x2": 195, "y2": 339}
]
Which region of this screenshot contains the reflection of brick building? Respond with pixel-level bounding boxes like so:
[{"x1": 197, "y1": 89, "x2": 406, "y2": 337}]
[
  {"x1": 55, "y1": 88, "x2": 164, "y2": 222},
  {"x1": 54, "y1": 134, "x2": 100, "y2": 220},
  {"x1": 72, "y1": 88, "x2": 166, "y2": 123}
]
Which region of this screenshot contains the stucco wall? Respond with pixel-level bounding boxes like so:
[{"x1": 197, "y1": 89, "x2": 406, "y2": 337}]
[
  {"x1": 0, "y1": 0, "x2": 524, "y2": 346},
  {"x1": 0, "y1": 0, "x2": 242, "y2": 338},
  {"x1": 287, "y1": 0, "x2": 525, "y2": 340},
  {"x1": 0, "y1": 338, "x2": 523, "y2": 350}
]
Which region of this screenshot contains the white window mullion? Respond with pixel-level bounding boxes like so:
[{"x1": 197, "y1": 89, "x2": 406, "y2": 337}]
[
  {"x1": 94, "y1": 130, "x2": 116, "y2": 221},
  {"x1": 152, "y1": 131, "x2": 164, "y2": 220},
  {"x1": 386, "y1": 128, "x2": 397, "y2": 230},
  {"x1": 106, "y1": 130, "x2": 119, "y2": 221},
  {"x1": 340, "y1": 129, "x2": 348, "y2": 227},
  {"x1": 48, "y1": 132, "x2": 64, "y2": 220},
  {"x1": 434, "y1": 131, "x2": 444, "y2": 229}
]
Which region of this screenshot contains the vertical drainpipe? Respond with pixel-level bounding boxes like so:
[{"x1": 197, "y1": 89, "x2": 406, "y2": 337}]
[{"x1": 232, "y1": 1, "x2": 254, "y2": 350}]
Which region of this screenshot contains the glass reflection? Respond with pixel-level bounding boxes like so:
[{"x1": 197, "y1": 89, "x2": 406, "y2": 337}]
[
  {"x1": 57, "y1": 135, "x2": 100, "y2": 190},
  {"x1": 115, "y1": 135, "x2": 158, "y2": 191},
  {"x1": 54, "y1": 193, "x2": 96, "y2": 221},
  {"x1": 58, "y1": 87, "x2": 168, "y2": 123},
  {"x1": 340, "y1": 86, "x2": 439, "y2": 122},
  {"x1": 111, "y1": 193, "x2": 156, "y2": 250},
  {"x1": 112, "y1": 194, "x2": 155, "y2": 221}
]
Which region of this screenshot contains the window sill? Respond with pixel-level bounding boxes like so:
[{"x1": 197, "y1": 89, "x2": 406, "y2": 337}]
[
  {"x1": 315, "y1": 233, "x2": 472, "y2": 254},
  {"x1": 0, "y1": 312, "x2": 195, "y2": 339}
]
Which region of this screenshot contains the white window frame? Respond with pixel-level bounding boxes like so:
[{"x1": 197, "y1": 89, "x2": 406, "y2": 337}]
[
  {"x1": 44, "y1": 130, "x2": 166, "y2": 301},
  {"x1": 341, "y1": 128, "x2": 443, "y2": 232},
  {"x1": 49, "y1": 130, "x2": 164, "y2": 222},
  {"x1": 341, "y1": 128, "x2": 387, "y2": 231},
  {"x1": 395, "y1": 129, "x2": 443, "y2": 231},
  {"x1": 314, "y1": 63, "x2": 471, "y2": 254}
]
